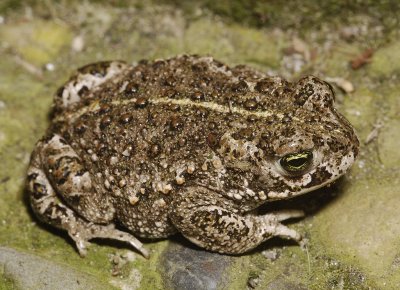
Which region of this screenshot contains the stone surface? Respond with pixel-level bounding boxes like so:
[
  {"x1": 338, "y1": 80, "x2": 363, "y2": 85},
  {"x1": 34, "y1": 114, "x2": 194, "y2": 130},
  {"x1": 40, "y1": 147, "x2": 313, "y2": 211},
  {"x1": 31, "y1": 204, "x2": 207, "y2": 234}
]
[
  {"x1": 161, "y1": 241, "x2": 232, "y2": 290},
  {"x1": 0, "y1": 247, "x2": 110, "y2": 290}
]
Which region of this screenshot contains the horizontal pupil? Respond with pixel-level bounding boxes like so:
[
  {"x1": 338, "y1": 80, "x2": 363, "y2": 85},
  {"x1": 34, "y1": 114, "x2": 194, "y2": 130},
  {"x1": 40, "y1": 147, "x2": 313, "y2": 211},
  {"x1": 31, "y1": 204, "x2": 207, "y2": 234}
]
[{"x1": 288, "y1": 157, "x2": 307, "y2": 168}]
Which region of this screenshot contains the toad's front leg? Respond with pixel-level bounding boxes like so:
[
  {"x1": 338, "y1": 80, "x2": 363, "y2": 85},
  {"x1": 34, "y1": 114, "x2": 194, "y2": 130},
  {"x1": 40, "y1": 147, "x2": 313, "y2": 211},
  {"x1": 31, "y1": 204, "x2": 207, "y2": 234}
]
[{"x1": 169, "y1": 186, "x2": 304, "y2": 254}]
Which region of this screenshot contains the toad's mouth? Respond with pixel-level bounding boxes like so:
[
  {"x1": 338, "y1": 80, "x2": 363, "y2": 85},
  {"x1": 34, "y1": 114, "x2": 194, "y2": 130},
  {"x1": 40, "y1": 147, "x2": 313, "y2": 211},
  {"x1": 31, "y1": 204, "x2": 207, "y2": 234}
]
[{"x1": 266, "y1": 172, "x2": 343, "y2": 200}]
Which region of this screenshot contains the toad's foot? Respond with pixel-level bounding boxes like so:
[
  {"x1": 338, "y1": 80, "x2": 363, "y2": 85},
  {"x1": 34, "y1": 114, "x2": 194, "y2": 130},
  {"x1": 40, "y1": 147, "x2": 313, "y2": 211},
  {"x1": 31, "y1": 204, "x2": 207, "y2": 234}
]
[
  {"x1": 270, "y1": 209, "x2": 305, "y2": 222},
  {"x1": 70, "y1": 222, "x2": 149, "y2": 259},
  {"x1": 270, "y1": 222, "x2": 302, "y2": 243},
  {"x1": 261, "y1": 209, "x2": 305, "y2": 245}
]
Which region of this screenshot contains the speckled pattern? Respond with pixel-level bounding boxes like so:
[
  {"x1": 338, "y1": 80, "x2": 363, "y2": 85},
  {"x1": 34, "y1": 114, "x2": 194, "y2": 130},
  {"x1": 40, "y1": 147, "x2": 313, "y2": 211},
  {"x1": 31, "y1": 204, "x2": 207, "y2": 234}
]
[{"x1": 26, "y1": 55, "x2": 359, "y2": 257}]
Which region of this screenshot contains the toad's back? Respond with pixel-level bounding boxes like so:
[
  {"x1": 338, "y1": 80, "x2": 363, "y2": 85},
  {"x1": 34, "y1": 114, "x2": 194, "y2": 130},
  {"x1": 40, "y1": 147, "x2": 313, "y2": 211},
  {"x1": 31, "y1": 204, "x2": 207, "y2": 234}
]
[{"x1": 47, "y1": 55, "x2": 301, "y2": 237}]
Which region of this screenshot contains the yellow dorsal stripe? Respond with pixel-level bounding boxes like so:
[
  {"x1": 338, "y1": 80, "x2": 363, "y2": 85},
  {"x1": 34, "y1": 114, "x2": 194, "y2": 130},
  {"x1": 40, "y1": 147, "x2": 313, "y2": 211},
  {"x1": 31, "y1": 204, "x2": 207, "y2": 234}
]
[{"x1": 57, "y1": 96, "x2": 286, "y2": 123}]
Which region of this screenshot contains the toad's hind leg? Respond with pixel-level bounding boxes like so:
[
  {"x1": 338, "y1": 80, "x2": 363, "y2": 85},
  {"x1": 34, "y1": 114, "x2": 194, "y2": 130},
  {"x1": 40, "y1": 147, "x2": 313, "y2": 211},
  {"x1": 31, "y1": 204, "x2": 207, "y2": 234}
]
[
  {"x1": 27, "y1": 136, "x2": 149, "y2": 258},
  {"x1": 37, "y1": 134, "x2": 114, "y2": 223}
]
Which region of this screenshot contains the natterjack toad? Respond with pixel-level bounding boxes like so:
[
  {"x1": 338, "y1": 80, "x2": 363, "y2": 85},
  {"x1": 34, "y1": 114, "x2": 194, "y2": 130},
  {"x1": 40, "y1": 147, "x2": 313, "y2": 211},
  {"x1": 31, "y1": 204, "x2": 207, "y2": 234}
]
[{"x1": 26, "y1": 55, "x2": 359, "y2": 258}]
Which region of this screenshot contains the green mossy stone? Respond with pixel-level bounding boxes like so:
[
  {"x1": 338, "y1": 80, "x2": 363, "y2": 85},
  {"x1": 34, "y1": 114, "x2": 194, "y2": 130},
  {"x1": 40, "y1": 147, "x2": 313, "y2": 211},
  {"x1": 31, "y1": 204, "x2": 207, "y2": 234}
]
[
  {"x1": 0, "y1": 20, "x2": 73, "y2": 66},
  {"x1": 369, "y1": 41, "x2": 400, "y2": 78}
]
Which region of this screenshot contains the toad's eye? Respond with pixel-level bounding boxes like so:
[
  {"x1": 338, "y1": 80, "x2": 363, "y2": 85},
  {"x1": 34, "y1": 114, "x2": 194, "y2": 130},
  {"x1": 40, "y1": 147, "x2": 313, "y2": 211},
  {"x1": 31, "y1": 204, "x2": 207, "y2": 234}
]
[{"x1": 280, "y1": 151, "x2": 313, "y2": 174}]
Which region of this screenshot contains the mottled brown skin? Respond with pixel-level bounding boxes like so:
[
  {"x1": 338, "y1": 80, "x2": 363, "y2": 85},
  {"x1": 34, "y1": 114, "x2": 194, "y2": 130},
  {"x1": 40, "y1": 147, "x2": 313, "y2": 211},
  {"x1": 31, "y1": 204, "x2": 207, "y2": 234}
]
[{"x1": 26, "y1": 55, "x2": 359, "y2": 257}]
